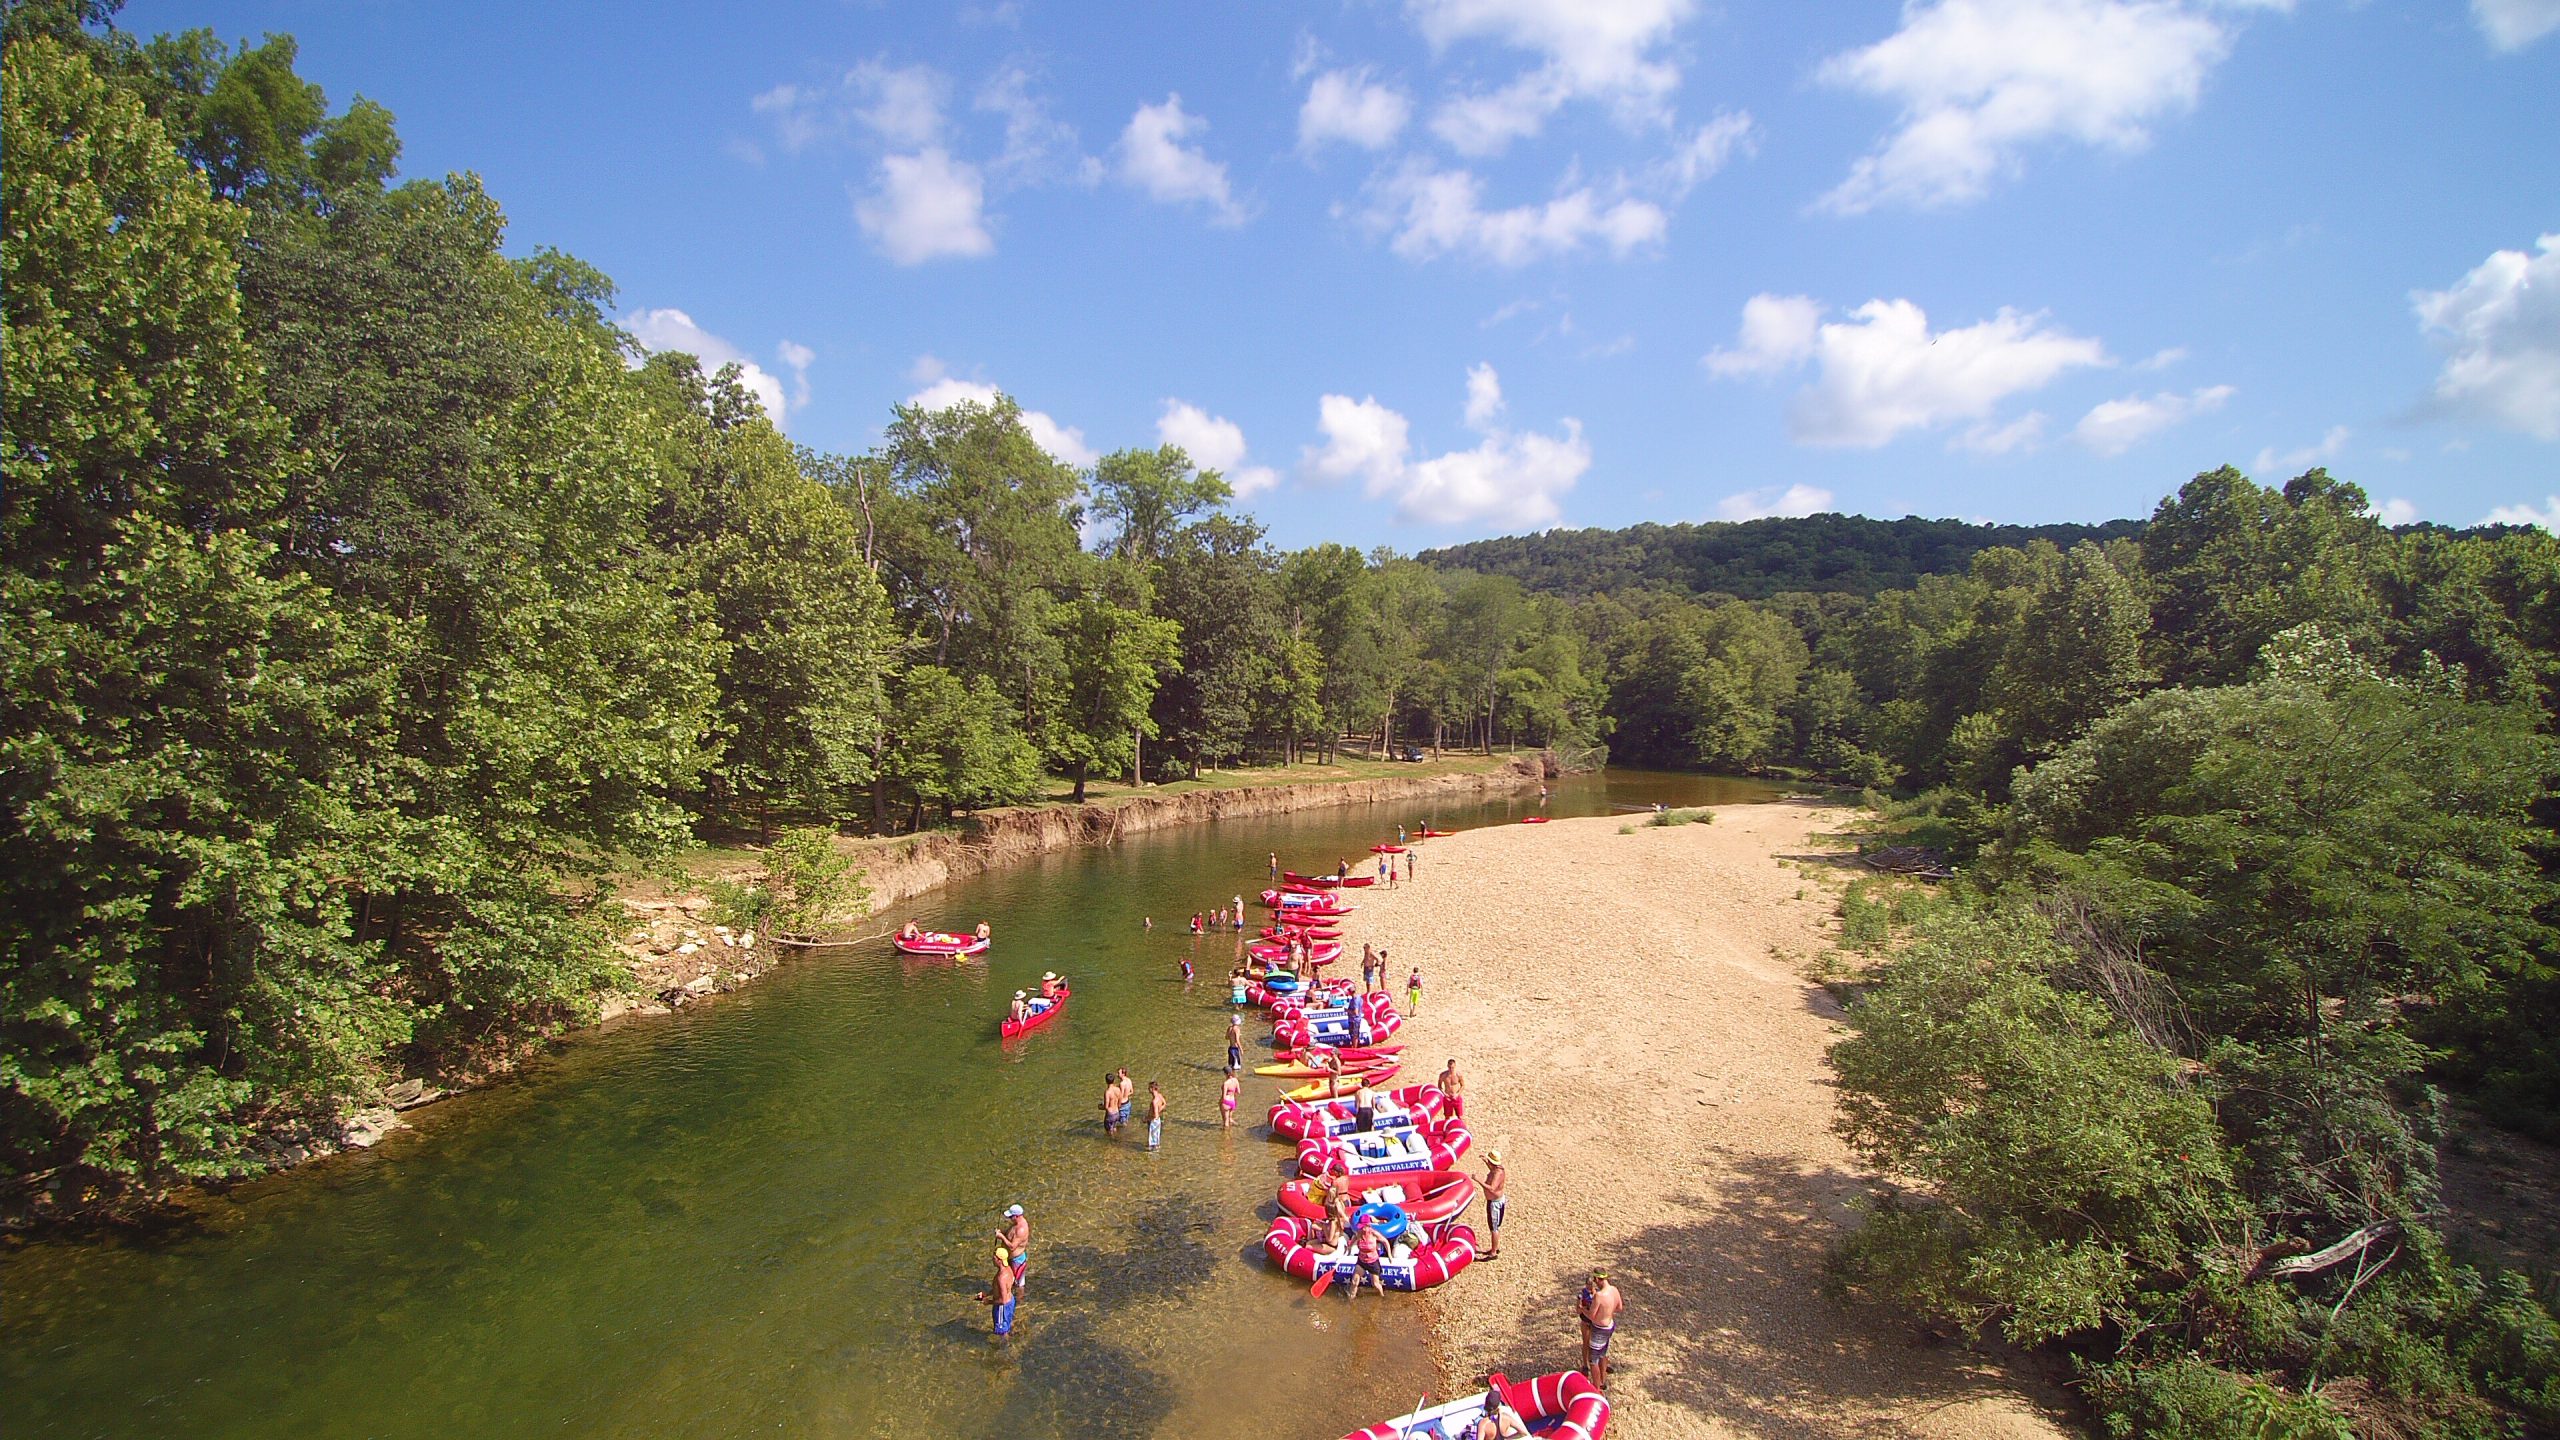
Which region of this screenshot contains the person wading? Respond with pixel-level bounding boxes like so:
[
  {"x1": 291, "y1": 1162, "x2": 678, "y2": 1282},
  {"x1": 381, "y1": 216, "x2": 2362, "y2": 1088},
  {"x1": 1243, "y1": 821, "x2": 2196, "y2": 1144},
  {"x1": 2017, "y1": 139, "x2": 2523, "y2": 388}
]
[
  {"x1": 975, "y1": 1239, "x2": 1017, "y2": 1339},
  {"x1": 1001, "y1": 1204, "x2": 1031, "y2": 1295}
]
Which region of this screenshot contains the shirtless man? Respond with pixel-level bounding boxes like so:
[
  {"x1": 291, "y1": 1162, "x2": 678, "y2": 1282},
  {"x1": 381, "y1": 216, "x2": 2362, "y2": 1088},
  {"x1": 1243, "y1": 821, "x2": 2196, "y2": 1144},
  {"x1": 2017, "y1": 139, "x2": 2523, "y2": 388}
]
[
  {"x1": 1226, "y1": 1011, "x2": 1244, "y2": 1073},
  {"x1": 1115, "y1": 1068, "x2": 1135, "y2": 1131},
  {"x1": 1482, "y1": 1150, "x2": 1507, "y2": 1259},
  {"x1": 1001, "y1": 1204, "x2": 1031, "y2": 1296},
  {"x1": 1145, "y1": 1080, "x2": 1166, "y2": 1150},
  {"x1": 1324, "y1": 1181, "x2": 1355, "y2": 1250},
  {"x1": 973, "y1": 1239, "x2": 1017, "y2": 1339},
  {"x1": 1008, "y1": 991, "x2": 1029, "y2": 1025},
  {"x1": 1439, "y1": 1058, "x2": 1466, "y2": 1117},
  {"x1": 1100, "y1": 1071, "x2": 1124, "y2": 1135},
  {"x1": 1579, "y1": 1269, "x2": 1622, "y2": 1389}
]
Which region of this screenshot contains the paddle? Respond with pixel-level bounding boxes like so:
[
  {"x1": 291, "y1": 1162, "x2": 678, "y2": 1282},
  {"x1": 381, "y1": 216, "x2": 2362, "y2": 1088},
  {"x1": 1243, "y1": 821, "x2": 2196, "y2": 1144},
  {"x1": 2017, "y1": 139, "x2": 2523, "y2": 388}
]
[{"x1": 1308, "y1": 1261, "x2": 1335, "y2": 1298}]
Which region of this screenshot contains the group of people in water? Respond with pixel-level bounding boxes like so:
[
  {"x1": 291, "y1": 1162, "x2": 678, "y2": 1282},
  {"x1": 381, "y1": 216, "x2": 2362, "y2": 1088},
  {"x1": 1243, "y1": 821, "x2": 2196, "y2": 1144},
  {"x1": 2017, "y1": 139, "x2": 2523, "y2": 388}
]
[{"x1": 969, "y1": 819, "x2": 1623, "y2": 1412}]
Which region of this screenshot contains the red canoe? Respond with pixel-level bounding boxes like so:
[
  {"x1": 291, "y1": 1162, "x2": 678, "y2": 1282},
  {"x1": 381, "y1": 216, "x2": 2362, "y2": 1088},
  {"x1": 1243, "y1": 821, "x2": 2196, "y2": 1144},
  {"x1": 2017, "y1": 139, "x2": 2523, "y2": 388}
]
[
  {"x1": 1417, "y1": 828, "x2": 1456, "y2": 838},
  {"x1": 999, "y1": 981, "x2": 1070, "y2": 1040},
  {"x1": 1522, "y1": 815, "x2": 1550, "y2": 824}
]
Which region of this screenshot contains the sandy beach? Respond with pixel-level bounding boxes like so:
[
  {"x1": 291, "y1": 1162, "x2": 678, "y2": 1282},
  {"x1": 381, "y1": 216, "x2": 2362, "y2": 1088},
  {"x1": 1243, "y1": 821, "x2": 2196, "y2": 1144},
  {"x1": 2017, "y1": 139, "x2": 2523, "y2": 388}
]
[{"x1": 1345, "y1": 803, "x2": 2074, "y2": 1440}]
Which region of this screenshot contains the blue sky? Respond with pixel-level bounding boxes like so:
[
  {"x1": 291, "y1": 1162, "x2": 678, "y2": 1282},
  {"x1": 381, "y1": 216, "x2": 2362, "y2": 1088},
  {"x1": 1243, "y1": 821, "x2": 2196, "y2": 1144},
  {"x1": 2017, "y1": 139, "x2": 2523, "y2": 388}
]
[{"x1": 132, "y1": 1, "x2": 2559, "y2": 548}]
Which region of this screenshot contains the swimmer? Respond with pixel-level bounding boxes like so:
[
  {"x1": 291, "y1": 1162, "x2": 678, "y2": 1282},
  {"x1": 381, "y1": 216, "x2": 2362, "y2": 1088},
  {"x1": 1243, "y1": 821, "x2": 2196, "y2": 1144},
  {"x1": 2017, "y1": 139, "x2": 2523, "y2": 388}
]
[{"x1": 1222, "y1": 1065, "x2": 1239, "y2": 1127}]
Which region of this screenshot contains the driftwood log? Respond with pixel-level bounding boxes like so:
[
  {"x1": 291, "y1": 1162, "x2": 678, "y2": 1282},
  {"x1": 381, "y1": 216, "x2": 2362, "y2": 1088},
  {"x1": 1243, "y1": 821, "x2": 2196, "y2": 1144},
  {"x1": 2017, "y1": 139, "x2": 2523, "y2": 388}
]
[{"x1": 1858, "y1": 844, "x2": 1956, "y2": 881}]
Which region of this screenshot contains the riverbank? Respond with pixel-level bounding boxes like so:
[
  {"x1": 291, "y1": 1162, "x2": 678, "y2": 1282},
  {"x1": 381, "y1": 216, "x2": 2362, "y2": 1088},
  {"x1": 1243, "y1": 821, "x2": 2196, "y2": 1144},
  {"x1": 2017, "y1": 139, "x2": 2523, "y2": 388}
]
[
  {"x1": 1346, "y1": 807, "x2": 2075, "y2": 1439},
  {"x1": 606, "y1": 751, "x2": 1549, "y2": 1019}
]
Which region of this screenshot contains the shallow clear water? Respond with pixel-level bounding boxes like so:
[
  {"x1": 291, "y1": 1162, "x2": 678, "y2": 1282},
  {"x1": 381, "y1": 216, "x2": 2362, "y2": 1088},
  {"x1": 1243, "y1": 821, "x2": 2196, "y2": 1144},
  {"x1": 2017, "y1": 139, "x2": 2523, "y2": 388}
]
[{"x1": 2, "y1": 768, "x2": 1778, "y2": 1440}]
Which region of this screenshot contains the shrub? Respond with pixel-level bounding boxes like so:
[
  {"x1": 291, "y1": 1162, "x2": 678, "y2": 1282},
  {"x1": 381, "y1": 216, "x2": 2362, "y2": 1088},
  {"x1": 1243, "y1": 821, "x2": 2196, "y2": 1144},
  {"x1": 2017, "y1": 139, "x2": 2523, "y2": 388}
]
[{"x1": 2083, "y1": 1359, "x2": 2353, "y2": 1440}]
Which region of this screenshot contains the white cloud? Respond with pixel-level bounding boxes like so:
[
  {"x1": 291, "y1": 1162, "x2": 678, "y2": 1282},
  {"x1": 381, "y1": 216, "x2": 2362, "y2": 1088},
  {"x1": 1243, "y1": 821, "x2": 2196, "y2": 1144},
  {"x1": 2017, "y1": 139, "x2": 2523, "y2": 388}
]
[
  {"x1": 1464, "y1": 363, "x2": 1507, "y2": 427},
  {"x1": 1705, "y1": 293, "x2": 2110, "y2": 447},
  {"x1": 2137, "y1": 345, "x2": 2189, "y2": 370},
  {"x1": 978, "y1": 67, "x2": 1095, "y2": 184},
  {"x1": 2412, "y1": 233, "x2": 2560, "y2": 440},
  {"x1": 1955, "y1": 411, "x2": 2048, "y2": 454},
  {"x1": 1366, "y1": 160, "x2": 1667, "y2": 265},
  {"x1": 907, "y1": 374, "x2": 1098, "y2": 467},
  {"x1": 1306, "y1": 395, "x2": 1414, "y2": 488},
  {"x1": 2373, "y1": 497, "x2": 2420, "y2": 526},
  {"x1": 1413, "y1": 0, "x2": 1697, "y2": 153},
  {"x1": 2474, "y1": 0, "x2": 2560, "y2": 49},
  {"x1": 1650, "y1": 112, "x2": 1757, "y2": 194},
  {"x1": 624, "y1": 307, "x2": 792, "y2": 426},
  {"x1": 751, "y1": 82, "x2": 838, "y2": 153},
  {"x1": 1816, "y1": 0, "x2": 2234, "y2": 214},
  {"x1": 1300, "y1": 68, "x2": 1413, "y2": 152},
  {"x1": 1703, "y1": 293, "x2": 1822, "y2": 377},
  {"x1": 1116, "y1": 96, "x2": 1246, "y2": 224},
  {"x1": 1716, "y1": 483, "x2": 1836, "y2": 520},
  {"x1": 1305, "y1": 366, "x2": 1590, "y2": 527},
  {"x1": 1156, "y1": 400, "x2": 1280, "y2": 496},
  {"x1": 2071, "y1": 382, "x2": 2233, "y2": 455},
  {"x1": 2485, "y1": 497, "x2": 2560, "y2": 530},
  {"x1": 2253, "y1": 425, "x2": 2350, "y2": 475},
  {"x1": 777, "y1": 339, "x2": 815, "y2": 409},
  {"x1": 856, "y1": 148, "x2": 994, "y2": 264},
  {"x1": 851, "y1": 60, "x2": 947, "y2": 147}
]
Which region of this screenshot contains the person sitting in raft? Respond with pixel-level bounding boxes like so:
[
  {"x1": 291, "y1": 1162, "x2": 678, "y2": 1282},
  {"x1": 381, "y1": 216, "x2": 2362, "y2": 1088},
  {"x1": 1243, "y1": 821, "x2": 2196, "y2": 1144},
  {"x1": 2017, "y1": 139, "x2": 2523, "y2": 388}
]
[
  {"x1": 899, "y1": 920, "x2": 921, "y2": 941},
  {"x1": 1474, "y1": 1379, "x2": 1532, "y2": 1439}
]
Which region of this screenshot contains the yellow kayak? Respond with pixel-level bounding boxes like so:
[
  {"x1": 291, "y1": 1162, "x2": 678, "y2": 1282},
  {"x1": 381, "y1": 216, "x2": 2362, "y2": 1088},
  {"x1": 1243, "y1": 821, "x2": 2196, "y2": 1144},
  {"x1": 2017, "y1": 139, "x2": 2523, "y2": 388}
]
[
  {"x1": 1254, "y1": 1058, "x2": 1399, "y2": 1080},
  {"x1": 1278, "y1": 1063, "x2": 1401, "y2": 1101}
]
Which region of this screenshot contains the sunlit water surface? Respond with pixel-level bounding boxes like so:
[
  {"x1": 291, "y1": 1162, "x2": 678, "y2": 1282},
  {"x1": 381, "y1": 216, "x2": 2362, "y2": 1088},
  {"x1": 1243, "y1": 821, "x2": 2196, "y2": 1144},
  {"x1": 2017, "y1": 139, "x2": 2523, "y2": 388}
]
[{"x1": 3, "y1": 768, "x2": 1779, "y2": 1439}]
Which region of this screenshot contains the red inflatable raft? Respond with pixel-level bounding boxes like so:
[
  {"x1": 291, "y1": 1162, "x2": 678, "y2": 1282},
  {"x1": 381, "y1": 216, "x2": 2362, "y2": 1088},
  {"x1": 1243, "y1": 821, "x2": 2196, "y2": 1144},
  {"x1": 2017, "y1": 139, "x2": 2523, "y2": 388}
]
[
  {"x1": 894, "y1": 930, "x2": 988, "y2": 956},
  {"x1": 1298, "y1": 1118, "x2": 1473, "y2": 1176},
  {"x1": 1340, "y1": 1371, "x2": 1609, "y2": 1440},
  {"x1": 1265, "y1": 1214, "x2": 1476, "y2": 1291},
  {"x1": 1417, "y1": 827, "x2": 1456, "y2": 837},
  {"x1": 999, "y1": 982, "x2": 1069, "y2": 1039},
  {"x1": 1522, "y1": 815, "x2": 1551, "y2": 824},
  {"x1": 1279, "y1": 1168, "x2": 1478, "y2": 1224},
  {"x1": 1369, "y1": 844, "x2": 1406, "y2": 854},
  {"x1": 1268, "y1": 1083, "x2": 1453, "y2": 1141}
]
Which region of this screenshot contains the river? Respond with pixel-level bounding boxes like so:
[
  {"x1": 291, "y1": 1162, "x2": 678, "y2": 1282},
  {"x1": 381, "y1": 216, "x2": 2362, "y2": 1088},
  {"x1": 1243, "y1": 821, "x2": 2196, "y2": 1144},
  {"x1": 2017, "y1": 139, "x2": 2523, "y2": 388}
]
[{"x1": 3, "y1": 768, "x2": 1779, "y2": 1440}]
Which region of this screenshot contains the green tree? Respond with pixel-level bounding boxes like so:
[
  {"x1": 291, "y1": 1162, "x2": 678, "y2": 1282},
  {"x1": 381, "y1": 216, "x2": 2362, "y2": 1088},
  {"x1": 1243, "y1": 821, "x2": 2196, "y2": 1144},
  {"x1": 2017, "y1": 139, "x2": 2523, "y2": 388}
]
[
  {"x1": 1040, "y1": 591, "x2": 1181, "y2": 801},
  {"x1": 878, "y1": 666, "x2": 1043, "y2": 826}
]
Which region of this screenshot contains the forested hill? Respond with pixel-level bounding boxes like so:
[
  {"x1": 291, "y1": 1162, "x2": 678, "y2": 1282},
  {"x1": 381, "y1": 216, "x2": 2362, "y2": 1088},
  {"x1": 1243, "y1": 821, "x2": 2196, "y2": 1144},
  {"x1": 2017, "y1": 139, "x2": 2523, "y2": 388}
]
[{"x1": 1418, "y1": 514, "x2": 2146, "y2": 599}]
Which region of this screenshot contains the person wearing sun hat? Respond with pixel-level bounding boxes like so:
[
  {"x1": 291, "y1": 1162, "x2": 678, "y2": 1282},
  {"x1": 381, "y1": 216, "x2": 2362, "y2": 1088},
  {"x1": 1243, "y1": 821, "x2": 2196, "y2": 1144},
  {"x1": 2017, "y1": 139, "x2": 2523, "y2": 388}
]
[
  {"x1": 1482, "y1": 1149, "x2": 1508, "y2": 1259},
  {"x1": 1008, "y1": 991, "x2": 1029, "y2": 1025}
]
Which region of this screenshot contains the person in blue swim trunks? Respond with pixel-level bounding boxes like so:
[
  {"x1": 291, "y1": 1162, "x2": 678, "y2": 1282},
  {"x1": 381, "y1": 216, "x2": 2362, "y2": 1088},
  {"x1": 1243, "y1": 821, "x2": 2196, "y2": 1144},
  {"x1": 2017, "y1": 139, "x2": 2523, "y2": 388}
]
[
  {"x1": 1579, "y1": 1269, "x2": 1621, "y2": 1389},
  {"x1": 1115, "y1": 1067, "x2": 1135, "y2": 1129},
  {"x1": 977, "y1": 1240, "x2": 1017, "y2": 1339},
  {"x1": 1001, "y1": 1204, "x2": 1031, "y2": 1296}
]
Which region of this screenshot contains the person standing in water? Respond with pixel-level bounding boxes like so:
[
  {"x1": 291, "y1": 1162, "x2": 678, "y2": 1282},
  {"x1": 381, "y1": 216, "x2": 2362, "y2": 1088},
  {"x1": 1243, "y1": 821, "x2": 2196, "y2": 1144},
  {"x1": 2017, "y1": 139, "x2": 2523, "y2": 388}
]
[
  {"x1": 1227, "y1": 1011, "x2": 1244, "y2": 1073},
  {"x1": 1347, "y1": 1216, "x2": 1387, "y2": 1301},
  {"x1": 1116, "y1": 1068, "x2": 1135, "y2": 1132},
  {"x1": 1221, "y1": 1065, "x2": 1240, "y2": 1127},
  {"x1": 1145, "y1": 1080, "x2": 1166, "y2": 1150},
  {"x1": 1100, "y1": 1071, "x2": 1123, "y2": 1136},
  {"x1": 1002, "y1": 1204, "x2": 1031, "y2": 1295},
  {"x1": 975, "y1": 1239, "x2": 1017, "y2": 1339},
  {"x1": 1579, "y1": 1269, "x2": 1622, "y2": 1389},
  {"x1": 1268, "y1": 852, "x2": 1278, "y2": 882}
]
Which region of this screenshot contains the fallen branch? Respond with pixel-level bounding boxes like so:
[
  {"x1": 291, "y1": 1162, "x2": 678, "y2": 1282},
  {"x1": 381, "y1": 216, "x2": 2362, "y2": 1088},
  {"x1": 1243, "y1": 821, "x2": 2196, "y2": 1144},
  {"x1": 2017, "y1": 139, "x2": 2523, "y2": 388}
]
[{"x1": 2251, "y1": 1221, "x2": 2403, "y2": 1281}]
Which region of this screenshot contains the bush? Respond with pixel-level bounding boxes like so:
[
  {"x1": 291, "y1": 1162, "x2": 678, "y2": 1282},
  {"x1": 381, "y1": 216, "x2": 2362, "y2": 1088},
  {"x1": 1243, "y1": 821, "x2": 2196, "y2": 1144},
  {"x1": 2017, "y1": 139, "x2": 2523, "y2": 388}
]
[
  {"x1": 2083, "y1": 1359, "x2": 2353, "y2": 1440},
  {"x1": 1647, "y1": 806, "x2": 1713, "y2": 827},
  {"x1": 1839, "y1": 880, "x2": 1891, "y2": 953}
]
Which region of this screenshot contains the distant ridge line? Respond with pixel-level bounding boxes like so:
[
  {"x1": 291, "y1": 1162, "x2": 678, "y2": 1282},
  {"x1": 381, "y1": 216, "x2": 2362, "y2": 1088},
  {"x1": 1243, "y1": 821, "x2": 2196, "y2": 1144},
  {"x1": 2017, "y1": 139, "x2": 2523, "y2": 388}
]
[{"x1": 1416, "y1": 513, "x2": 2146, "y2": 600}]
